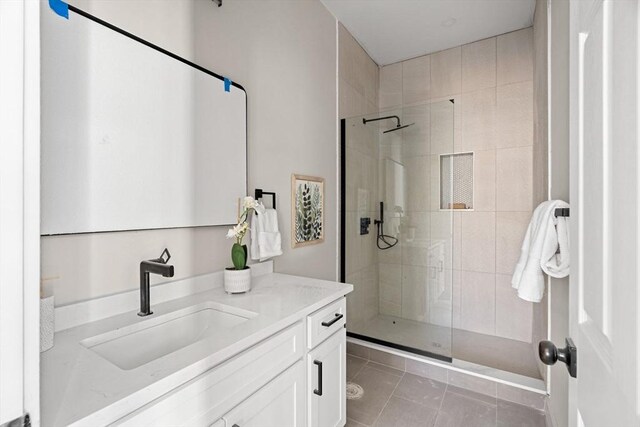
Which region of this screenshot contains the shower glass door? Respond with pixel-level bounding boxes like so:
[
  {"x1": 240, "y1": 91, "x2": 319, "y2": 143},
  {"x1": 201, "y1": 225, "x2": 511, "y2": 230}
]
[{"x1": 341, "y1": 100, "x2": 455, "y2": 361}]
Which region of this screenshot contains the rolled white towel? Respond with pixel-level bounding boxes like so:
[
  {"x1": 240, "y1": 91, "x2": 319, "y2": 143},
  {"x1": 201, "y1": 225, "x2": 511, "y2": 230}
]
[
  {"x1": 512, "y1": 200, "x2": 570, "y2": 302},
  {"x1": 543, "y1": 213, "x2": 570, "y2": 278}
]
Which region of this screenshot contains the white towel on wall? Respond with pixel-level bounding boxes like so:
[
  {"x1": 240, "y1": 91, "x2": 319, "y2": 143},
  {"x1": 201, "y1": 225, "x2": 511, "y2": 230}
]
[
  {"x1": 250, "y1": 208, "x2": 283, "y2": 262},
  {"x1": 511, "y1": 200, "x2": 570, "y2": 303}
]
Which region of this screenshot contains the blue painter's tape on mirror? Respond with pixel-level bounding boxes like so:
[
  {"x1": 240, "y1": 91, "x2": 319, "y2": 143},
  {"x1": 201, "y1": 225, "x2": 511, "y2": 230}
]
[
  {"x1": 49, "y1": 0, "x2": 69, "y2": 18},
  {"x1": 224, "y1": 77, "x2": 232, "y2": 92}
]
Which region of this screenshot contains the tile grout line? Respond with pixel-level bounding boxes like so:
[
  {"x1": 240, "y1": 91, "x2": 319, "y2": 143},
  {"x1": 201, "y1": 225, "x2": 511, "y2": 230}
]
[
  {"x1": 494, "y1": 200, "x2": 498, "y2": 336},
  {"x1": 493, "y1": 34, "x2": 498, "y2": 343},
  {"x1": 493, "y1": 130, "x2": 498, "y2": 335},
  {"x1": 348, "y1": 356, "x2": 367, "y2": 381},
  {"x1": 370, "y1": 371, "x2": 405, "y2": 426},
  {"x1": 432, "y1": 383, "x2": 450, "y2": 426},
  {"x1": 365, "y1": 359, "x2": 405, "y2": 376},
  {"x1": 446, "y1": 384, "x2": 498, "y2": 408}
]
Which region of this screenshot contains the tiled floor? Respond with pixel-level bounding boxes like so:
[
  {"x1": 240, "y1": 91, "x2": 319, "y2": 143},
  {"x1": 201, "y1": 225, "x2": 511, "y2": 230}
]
[
  {"x1": 346, "y1": 355, "x2": 546, "y2": 427},
  {"x1": 349, "y1": 314, "x2": 542, "y2": 379}
]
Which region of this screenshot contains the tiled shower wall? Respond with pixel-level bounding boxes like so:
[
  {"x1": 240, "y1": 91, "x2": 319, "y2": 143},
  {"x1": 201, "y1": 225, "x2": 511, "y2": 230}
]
[
  {"x1": 377, "y1": 28, "x2": 537, "y2": 343},
  {"x1": 339, "y1": 24, "x2": 380, "y2": 326}
]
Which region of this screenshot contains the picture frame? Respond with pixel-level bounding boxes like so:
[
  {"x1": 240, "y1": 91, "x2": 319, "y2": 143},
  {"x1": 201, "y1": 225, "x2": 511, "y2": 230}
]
[{"x1": 291, "y1": 174, "x2": 325, "y2": 248}]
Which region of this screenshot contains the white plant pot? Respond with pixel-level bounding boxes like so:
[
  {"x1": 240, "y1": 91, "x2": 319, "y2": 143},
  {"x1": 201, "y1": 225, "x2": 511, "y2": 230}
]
[
  {"x1": 224, "y1": 267, "x2": 251, "y2": 294},
  {"x1": 40, "y1": 295, "x2": 55, "y2": 352}
]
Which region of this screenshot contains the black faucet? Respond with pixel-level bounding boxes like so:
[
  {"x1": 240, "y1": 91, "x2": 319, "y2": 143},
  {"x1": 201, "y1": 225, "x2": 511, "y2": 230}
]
[{"x1": 138, "y1": 248, "x2": 174, "y2": 316}]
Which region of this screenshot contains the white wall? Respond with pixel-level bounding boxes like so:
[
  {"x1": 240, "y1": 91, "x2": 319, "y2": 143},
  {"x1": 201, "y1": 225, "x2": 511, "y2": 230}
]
[
  {"x1": 546, "y1": 0, "x2": 570, "y2": 425},
  {"x1": 192, "y1": 0, "x2": 337, "y2": 280},
  {"x1": 532, "y1": 2, "x2": 570, "y2": 425},
  {"x1": 533, "y1": 0, "x2": 549, "y2": 381},
  {"x1": 41, "y1": 0, "x2": 337, "y2": 305}
]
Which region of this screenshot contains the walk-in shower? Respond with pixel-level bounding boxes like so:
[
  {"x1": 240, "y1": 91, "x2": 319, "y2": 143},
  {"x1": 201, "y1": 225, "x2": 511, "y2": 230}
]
[
  {"x1": 341, "y1": 99, "x2": 544, "y2": 380},
  {"x1": 341, "y1": 100, "x2": 456, "y2": 362}
]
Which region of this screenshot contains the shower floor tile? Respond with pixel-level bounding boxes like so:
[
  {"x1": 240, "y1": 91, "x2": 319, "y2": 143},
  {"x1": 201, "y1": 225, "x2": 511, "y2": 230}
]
[
  {"x1": 452, "y1": 329, "x2": 542, "y2": 379},
  {"x1": 349, "y1": 314, "x2": 542, "y2": 379},
  {"x1": 346, "y1": 359, "x2": 545, "y2": 427},
  {"x1": 349, "y1": 314, "x2": 452, "y2": 358}
]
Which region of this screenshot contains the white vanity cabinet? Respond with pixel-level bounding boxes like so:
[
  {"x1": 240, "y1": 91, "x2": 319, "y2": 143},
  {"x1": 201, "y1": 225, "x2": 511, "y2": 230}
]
[
  {"x1": 222, "y1": 361, "x2": 305, "y2": 427},
  {"x1": 113, "y1": 323, "x2": 305, "y2": 427},
  {"x1": 307, "y1": 329, "x2": 346, "y2": 427},
  {"x1": 306, "y1": 298, "x2": 347, "y2": 427},
  {"x1": 109, "y1": 297, "x2": 348, "y2": 427}
]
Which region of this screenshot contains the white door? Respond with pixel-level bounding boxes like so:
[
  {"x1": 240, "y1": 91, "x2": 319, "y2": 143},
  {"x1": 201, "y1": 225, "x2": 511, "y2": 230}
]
[
  {"x1": 0, "y1": 0, "x2": 40, "y2": 425},
  {"x1": 308, "y1": 329, "x2": 346, "y2": 427},
  {"x1": 569, "y1": 0, "x2": 639, "y2": 425},
  {"x1": 222, "y1": 361, "x2": 305, "y2": 427}
]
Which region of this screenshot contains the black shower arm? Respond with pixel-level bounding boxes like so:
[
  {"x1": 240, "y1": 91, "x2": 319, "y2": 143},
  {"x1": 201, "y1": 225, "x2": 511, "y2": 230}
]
[{"x1": 362, "y1": 115, "x2": 401, "y2": 127}]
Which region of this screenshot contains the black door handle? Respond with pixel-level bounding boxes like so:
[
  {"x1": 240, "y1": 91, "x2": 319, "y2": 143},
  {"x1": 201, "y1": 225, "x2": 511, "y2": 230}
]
[
  {"x1": 321, "y1": 313, "x2": 343, "y2": 327},
  {"x1": 539, "y1": 338, "x2": 577, "y2": 378},
  {"x1": 313, "y1": 360, "x2": 323, "y2": 396}
]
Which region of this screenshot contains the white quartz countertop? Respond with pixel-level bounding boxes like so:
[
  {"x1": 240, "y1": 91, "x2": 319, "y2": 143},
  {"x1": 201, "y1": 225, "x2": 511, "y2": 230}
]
[{"x1": 41, "y1": 271, "x2": 352, "y2": 427}]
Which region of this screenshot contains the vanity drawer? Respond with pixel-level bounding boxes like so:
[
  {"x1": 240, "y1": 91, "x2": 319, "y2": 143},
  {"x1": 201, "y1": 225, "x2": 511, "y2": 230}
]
[
  {"x1": 307, "y1": 298, "x2": 346, "y2": 349},
  {"x1": 112, "y1": 322, "x2": 304, "y2": 427}
]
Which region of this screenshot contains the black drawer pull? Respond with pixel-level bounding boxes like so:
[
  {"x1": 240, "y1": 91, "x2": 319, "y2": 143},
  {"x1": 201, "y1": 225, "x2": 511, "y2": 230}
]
[
  {"x1": 321, "y1": 313, "x2": 343, "y2": 327},
  {"x1": 313, "y1": 360, "x2": 323, "y2": 396}
]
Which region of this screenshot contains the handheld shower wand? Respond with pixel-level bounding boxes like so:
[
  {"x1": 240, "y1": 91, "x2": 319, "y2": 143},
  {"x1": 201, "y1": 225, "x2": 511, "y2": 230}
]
[{"x1": 375, "y1": 201, "x2": 398, "y2": 250}]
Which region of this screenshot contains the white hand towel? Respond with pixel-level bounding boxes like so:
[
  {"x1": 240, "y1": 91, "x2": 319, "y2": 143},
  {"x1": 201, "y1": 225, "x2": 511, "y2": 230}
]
[
  {"x1": 250, "y1": 204, "x2": 264, "y2": 261},
  {"x1": 250, "y1": 208, "x2": 283, "y2": 261},
  {"x1": 511, "y1": 200, "x2": 570, "y2": 302}
]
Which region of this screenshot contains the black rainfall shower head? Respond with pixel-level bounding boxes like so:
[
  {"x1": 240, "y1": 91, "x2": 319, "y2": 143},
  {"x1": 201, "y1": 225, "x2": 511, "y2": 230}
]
[
  {"x1": 362, "y1": 115, "x2": 414, "y2": 134},
  {"x1": 383, "y1": 123, "x2": 415, "y2": 133}
]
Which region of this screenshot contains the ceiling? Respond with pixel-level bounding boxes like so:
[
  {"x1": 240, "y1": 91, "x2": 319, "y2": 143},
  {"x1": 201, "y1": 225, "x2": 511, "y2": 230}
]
[{"x1": 320, "y1": 0, "x2": 536, "y2": 66}]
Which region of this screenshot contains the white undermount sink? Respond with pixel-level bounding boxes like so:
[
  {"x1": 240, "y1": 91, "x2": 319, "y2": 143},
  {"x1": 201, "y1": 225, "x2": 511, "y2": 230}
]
[{"x1": 81, "y1": 302, "x2": 257, "y2": 370}]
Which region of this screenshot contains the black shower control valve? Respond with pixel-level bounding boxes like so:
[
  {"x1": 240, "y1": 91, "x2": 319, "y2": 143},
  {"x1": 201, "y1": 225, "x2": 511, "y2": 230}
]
[{"x1": 360, "y1": 217, "x2": 371, "y2": 235}]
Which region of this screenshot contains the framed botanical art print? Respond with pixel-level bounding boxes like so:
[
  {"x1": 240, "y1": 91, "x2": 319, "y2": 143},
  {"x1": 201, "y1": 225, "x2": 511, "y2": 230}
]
[{"x1": 291, "y1": 174, "x2": 324, "y2": 248}]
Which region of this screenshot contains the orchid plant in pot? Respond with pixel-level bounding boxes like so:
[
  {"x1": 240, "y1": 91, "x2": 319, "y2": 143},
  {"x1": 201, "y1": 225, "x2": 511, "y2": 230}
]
[{"x1": 224, "y1": 196, "x2": 264, "y2": 293}]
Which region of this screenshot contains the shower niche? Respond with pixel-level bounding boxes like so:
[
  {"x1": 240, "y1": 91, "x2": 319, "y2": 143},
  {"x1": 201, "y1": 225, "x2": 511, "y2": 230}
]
[{"x1": 440, "y1": 152, "x2": 474, "y2": 210}]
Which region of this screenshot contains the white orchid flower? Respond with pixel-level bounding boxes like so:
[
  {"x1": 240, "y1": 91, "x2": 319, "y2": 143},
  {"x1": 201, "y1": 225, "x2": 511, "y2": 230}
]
[
  {"x1": 243, "y1": 196, "x2": 259, "y2": 210},
  {"x1": 229, "y1": 196, "x2": 266, "y2": 247},
  {"x1": 240, "y1": 196, "x2": 266, "y2": 218},
  {"x1": 226, "y1": 225, "x2": 239, "y2": 239},
  {"x1": 226, "y1": 222, "x2": 249, "y2": 239}
]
